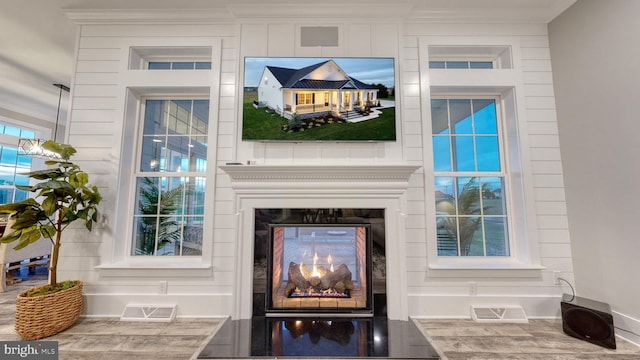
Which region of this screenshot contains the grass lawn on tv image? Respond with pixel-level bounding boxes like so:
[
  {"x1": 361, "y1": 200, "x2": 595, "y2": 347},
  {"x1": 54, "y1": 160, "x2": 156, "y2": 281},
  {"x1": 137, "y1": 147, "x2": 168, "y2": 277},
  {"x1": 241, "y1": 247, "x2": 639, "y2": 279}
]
[{"x1": 242, "y1": 92, "x2": 396, "y2": 141}]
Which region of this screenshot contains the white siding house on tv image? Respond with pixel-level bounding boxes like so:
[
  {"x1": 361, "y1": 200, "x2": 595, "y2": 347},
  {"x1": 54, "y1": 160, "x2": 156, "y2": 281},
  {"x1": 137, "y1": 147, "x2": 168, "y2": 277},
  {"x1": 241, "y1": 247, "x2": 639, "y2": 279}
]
[
  {"x1": 257, "y1": 59, "x2": 384, "y2": 120},
  {"x1": 243, "y1": 57, "x2": 396, "y2": 141},
  {"x1": 0, "y1": 0, "x2": 639, "y2": 359}
]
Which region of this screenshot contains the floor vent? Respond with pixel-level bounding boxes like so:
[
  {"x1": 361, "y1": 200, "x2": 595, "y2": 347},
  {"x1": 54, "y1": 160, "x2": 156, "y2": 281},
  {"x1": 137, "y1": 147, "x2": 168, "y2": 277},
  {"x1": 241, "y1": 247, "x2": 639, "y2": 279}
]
[
  {"x1": 120, "y1": 304, "x2": 177, "y2": 322},
  {"x1": 470, "y1": 305, "x2": 528, "y2": 323}
]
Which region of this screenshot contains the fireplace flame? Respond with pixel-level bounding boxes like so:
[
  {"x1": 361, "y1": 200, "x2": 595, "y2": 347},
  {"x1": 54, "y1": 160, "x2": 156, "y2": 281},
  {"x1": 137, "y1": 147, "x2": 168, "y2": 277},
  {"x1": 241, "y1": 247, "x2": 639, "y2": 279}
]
[
  {"x1": 312, "y1": 252, "x2": 320, "y2": 277},
  {"x1": 299, "y1": 252, "x2": 335, "y2": 278}
]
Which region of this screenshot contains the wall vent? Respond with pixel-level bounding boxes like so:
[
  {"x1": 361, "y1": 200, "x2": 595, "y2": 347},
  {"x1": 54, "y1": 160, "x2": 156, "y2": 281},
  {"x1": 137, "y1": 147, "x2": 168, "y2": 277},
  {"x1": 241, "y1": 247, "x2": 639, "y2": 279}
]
[
  {"x1": 300, "y1": 26, "x2": 339, "y2": 47},
  {"x1": 120, "y1": 304, "x2": 177, "y2": 322},
  {"x1": 470, "y1": 305, "x2": 528, "y2": 323}
]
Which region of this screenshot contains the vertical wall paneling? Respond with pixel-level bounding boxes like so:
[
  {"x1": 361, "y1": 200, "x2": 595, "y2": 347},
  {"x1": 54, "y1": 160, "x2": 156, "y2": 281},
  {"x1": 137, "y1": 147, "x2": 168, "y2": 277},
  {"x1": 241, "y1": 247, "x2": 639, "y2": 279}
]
[
  {"x1": 345, "y1": 24, "x2": 371, "y2": 56},
  {"x1": 65, "y1": 10, "x2": 573, "y2": 319},
  {"x1": 69, "y1": 23, "x2": 236, "y2": 316}
]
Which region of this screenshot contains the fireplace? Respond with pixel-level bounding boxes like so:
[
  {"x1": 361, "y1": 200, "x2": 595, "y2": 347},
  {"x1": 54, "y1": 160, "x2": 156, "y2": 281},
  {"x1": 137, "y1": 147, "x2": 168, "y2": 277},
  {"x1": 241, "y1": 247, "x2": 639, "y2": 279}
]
[
  {"x1": 266, "y1": 223, "x2": 373, "y2": 314},
  {"x1": 220, "y1": 164, "x2": 420, "y2": 320}
]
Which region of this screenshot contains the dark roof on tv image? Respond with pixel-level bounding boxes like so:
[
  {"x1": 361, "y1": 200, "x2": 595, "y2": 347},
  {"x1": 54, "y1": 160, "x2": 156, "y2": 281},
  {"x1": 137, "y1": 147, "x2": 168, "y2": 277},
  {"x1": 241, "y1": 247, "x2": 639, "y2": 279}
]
[{"x1": 266, "y1": 60, "x2": 376, "y2": 91}]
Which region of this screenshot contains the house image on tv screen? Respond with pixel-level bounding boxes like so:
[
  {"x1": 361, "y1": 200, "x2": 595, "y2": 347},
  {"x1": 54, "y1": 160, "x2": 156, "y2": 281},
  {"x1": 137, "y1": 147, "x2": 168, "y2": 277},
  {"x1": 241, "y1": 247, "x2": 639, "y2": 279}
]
[{"x1": 257, "y1": 59, "x2": 388, "y2": 122}]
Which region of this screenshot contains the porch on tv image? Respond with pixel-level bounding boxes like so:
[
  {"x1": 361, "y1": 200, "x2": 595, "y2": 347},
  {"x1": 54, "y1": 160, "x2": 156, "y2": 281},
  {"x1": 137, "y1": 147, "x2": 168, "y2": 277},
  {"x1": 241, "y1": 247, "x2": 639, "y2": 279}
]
[{"x1": 242, "y1": 57, "x2": 396, "y2": 141}]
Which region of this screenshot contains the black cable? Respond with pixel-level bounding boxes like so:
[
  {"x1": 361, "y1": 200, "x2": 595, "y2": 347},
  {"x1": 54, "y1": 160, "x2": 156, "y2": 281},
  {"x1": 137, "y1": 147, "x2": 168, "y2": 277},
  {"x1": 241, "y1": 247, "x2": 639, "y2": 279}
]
[{"x1": 558, "y1": 277, "x2": 575, "y2": 301}]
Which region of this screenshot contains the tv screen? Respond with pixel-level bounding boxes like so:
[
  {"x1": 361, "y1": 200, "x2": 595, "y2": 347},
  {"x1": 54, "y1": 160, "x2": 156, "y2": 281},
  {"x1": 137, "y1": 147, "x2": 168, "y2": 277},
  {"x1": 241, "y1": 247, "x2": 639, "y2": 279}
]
[{"x1": 242, "y1": 57, "x2": 396, "y2": 142}]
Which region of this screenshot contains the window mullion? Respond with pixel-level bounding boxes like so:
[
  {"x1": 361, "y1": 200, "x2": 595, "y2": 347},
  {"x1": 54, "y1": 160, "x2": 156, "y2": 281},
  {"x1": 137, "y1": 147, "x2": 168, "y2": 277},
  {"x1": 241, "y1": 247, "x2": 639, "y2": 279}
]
[{"x1": 447, "y1": 100, "x2": 458, "y2": 172}]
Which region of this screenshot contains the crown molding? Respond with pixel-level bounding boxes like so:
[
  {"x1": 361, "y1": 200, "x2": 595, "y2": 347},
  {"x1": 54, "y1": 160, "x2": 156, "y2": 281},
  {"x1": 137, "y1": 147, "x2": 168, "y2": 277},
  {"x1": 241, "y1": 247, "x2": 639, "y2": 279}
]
[
  {"x1": 65, "y1": 8, "x2": 233, "y2": 25},
  {"x1": 63, "y1": 0, "x2": 576, "y2": 25},
  {"x1": 227, "y1": 4, "x2": 413, "y2": 20}
]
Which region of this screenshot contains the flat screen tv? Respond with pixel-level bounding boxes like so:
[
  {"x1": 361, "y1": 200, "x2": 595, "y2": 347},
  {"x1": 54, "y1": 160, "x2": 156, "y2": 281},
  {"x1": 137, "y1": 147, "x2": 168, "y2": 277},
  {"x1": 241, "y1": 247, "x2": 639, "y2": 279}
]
[{"x1": 242, "y1": 57, "x2": 396, "y2": 142}]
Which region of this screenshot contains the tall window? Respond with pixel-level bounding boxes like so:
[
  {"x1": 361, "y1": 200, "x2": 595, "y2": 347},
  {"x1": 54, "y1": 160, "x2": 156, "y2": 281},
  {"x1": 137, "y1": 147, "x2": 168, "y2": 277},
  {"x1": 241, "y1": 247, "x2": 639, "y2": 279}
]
[
  {"x1": 132, "y1": 99, "x2": 209, "y2": 256},
  {"x1": 0, "y1": 124, "x2": 36, "y2": 204},
  {"x1": 431, "y1": 98, "x2": 509, "y2": 256}
]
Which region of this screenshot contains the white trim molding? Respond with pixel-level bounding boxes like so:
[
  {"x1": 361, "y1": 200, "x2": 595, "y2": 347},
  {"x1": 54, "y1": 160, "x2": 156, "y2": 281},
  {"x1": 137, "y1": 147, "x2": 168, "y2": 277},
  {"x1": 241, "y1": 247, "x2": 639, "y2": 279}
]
[
  {"x1": 64, "y1": 1, "x2": 576, "y2": 25},
  {"x1": 220, "y1": 164, "x2": 420, "y2": 183},
  {"x1": 613, "y1": 311, "x2": 640, "y2": 348}
]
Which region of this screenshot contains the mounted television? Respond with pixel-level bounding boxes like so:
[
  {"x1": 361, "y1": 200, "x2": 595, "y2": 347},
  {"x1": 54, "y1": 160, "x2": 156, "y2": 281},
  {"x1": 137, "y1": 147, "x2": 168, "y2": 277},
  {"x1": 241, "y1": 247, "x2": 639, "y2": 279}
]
[{"x1": 242, "y1": 57, "x2": 396, "y2": 142}]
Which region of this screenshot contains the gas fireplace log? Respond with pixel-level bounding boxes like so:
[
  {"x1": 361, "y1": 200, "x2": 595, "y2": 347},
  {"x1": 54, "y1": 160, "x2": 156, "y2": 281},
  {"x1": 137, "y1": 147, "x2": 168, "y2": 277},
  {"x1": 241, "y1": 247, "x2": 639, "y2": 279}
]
[
  {"x1": 316, "y1": 266, "x2": 329, "y2": 278},
  {"x1": 309, "y1": 276, "x2": 322, "y2": 288},
  {"x1": 287, "y1": 262, "x2": 309, "y2": 292},
  {"x1": 285, "y1": 262, "x2": 354, "y2": 296},
  {"x1": 319, "y1": 264, "x2": 352, "y2": 290},
  {"x1": 284, "y1": 281, "x2": 297, "y2": 295},
  {"x1": 300, "y1": 263, "x2": 312, "y2": 279},
  {"x1": 334, "y1": 280, "x2": 354, "y2": 294},
  {"x1": 345, "y1": 279, "x2": 354, "y2": 290}
]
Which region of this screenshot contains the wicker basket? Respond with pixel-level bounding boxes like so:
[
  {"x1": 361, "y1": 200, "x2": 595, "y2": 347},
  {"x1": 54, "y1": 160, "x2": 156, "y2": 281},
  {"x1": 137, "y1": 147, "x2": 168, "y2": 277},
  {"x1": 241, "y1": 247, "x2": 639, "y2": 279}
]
[{"x1": 15, "y1": 280, "x2": 83, "y2": 340}]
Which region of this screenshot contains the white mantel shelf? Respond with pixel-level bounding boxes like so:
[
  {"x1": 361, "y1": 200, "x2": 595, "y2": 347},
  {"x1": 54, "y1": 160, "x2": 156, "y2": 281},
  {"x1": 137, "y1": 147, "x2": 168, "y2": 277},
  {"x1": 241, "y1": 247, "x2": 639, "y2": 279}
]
[{"x1": 219, "y1": 164, "x2": 421, "y2": 182}]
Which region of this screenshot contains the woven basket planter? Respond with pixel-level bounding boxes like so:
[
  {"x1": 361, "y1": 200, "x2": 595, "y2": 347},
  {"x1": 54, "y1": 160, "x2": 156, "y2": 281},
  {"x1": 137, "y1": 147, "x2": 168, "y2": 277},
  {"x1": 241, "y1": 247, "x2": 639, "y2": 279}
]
[{"x1": 15, "y1": 280, "x2": 83, "y2": 340}]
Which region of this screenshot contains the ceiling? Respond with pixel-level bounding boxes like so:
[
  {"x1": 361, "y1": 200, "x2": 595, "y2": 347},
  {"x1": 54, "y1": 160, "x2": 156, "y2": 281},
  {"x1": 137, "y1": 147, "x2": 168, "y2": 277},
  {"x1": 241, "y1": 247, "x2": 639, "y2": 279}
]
[{"x1": 0, "y1": 0, "x2": 576, "y2": 129}]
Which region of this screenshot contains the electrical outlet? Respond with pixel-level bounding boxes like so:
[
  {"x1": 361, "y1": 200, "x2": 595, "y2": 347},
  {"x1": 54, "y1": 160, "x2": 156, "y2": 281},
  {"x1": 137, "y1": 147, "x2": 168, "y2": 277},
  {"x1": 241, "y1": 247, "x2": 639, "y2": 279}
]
[
  {"x1": 468, "y1": 281, "x2": 477, "y2": 296},
  {"x1": 159, "y1": 280, "x2": 168, "y2": 294},
  {"x1": 553, "y1": 271, "x2": 562, "y2": 285}
]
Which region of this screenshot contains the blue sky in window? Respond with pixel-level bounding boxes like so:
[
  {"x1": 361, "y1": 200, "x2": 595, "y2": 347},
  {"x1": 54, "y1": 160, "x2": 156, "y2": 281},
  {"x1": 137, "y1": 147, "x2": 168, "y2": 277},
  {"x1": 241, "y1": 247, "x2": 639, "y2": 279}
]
[
  {"x1": 244, "y1": 57, "x2": 395, "y2": 88},
  {"x1": 432, "y1": 100, "x2": 500, "y2": 172}
]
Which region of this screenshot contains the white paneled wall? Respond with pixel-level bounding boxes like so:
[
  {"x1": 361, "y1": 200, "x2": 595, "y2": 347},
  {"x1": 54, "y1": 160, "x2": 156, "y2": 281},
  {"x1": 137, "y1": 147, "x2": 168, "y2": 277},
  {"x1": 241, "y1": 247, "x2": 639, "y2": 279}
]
[
  {"x1": 64, "y1": 14, "x2": 572, "y2": 318},
  {"x1": 403, "y1": 22, "x2": 573, "y2": 317}
]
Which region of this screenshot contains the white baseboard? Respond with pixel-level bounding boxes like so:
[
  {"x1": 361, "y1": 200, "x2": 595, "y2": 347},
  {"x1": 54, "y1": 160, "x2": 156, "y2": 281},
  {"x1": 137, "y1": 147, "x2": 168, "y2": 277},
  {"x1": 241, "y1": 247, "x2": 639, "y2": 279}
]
[
  {"x1": 613, "y1": 311, "x2": 640, "y2": 347},
  {"x1": 408, "y1": 294, "x2": 563, "y2": 318},
  {"x1": 83, "y1": 293, "x2": 233, "y2": 317}
]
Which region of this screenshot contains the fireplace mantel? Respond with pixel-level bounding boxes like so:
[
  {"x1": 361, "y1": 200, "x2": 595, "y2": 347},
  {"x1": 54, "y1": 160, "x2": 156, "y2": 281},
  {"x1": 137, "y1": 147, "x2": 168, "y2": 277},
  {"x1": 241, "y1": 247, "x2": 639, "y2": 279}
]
[
  {"x1": 219, "y1": 164, "x2": 421, "y2": 183},
  {"x1": 223, "y1": 164, "x2": 420, "y2": 321}
]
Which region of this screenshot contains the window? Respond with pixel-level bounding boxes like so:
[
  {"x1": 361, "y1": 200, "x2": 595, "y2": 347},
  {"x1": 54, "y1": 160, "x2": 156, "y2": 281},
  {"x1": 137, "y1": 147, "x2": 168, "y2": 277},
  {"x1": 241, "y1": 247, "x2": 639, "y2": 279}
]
[
  {"x1": 428, "y1": 45, "x2": 512, "y2": 69},
  {"x1": 132, "y1": 99, "x2": 209, "y2": 256},
  {"x1": 148, "y1": 61, "x2": 212, "y2": 70},
  {"x1": 431, "y1": 98, "x2": 509, "y2": 257},
  {"x1": 0, "y1": 123, "x2": 36, "y2": 204},
  {"x1": 296, "y1": 93, "x2": 314, "y2": 105},
  {"x1": 429, "y1": 61, "x2": 494, "y2": 69},
  {"x1": 128, "y1": 46, "x2": 212, "y2": 70}
]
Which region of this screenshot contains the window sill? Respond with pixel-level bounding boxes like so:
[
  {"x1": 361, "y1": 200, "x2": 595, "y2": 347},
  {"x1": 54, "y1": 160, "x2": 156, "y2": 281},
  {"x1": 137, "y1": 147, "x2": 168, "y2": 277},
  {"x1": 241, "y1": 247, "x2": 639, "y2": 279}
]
[
  {"x1": 427, "y1": 261, "x2": 545, "y2": 278},
  {"x1": 95, "y1": 260, "x2": 213, "y2": 278}
]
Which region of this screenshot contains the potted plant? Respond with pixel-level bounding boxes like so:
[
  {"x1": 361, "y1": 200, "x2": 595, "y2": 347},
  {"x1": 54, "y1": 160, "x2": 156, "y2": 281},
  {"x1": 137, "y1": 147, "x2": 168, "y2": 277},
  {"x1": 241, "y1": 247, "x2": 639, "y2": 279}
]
[{"x1": 0, "y1": 140, "x2": 102, "y2": 340}]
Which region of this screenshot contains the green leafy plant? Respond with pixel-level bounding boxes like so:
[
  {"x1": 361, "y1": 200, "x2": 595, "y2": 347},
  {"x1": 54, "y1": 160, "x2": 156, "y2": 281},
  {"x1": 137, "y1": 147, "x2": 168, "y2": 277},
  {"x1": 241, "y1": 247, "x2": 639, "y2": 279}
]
[
  {"x1": 287, "y1": 112, "x2": 302, "y2": 131},
  {"x1": 0, "y1": 141, "x2": 102, "y2": 287},
  {"x1": 136, "y1": 177, "x2": 185, "y2": 255},
  {"x1": 441, "y1": 177, "x2": 491, "y2": 256}
]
